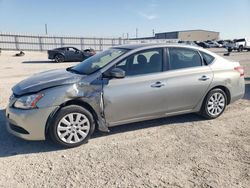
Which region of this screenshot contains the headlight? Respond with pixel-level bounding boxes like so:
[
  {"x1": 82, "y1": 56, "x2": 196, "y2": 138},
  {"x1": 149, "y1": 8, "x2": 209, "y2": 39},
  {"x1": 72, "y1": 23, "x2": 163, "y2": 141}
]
[{"x1": 14, "y1": 94, "x2": 44, "y2": 109}]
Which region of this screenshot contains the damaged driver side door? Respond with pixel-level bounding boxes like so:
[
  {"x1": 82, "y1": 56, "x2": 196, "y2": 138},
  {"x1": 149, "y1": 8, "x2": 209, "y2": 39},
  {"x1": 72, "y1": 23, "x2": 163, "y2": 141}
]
[{"x1": 103, "y1": 48, "x2": 169, "y2": 126}]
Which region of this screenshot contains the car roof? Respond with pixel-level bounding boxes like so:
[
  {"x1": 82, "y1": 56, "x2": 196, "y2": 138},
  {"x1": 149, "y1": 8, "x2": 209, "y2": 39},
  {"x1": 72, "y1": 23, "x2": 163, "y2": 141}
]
[
  {"x1": 113, "y1": 43, "x2": 203, "y2": 51},
  {"x1": 113, "y1": 43, "x2": 154, "y2": 50},
  {"x1": 112, "y1": 43, "x2": 220, "y2": 59}
]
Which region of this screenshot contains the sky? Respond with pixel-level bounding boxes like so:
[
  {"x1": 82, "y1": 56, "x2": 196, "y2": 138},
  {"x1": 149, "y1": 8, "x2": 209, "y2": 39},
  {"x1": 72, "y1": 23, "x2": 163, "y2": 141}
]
[{"x1": 0, "y1": 0, "x2": 250, "y2": 39}]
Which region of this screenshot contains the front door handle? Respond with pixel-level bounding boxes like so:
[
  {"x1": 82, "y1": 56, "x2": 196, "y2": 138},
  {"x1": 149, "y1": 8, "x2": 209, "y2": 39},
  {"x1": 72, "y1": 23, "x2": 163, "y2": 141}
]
[
  {"x1": 199, "y1": 75, "x2": 210, "y2": 81},
  {"x1": 151, "y1": 81, "x2": 165, "y2": 88}
]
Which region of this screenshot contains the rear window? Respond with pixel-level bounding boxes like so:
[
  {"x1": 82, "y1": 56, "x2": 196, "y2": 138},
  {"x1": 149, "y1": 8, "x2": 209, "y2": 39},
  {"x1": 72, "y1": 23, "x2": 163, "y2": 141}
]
[{"x1": 200, "y1": 51, "x2": 214, "y2": 65}]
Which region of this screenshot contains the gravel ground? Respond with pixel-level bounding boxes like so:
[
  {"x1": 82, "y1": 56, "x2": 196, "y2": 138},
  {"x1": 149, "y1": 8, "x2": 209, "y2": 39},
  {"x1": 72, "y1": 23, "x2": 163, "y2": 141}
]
[{"x1": 0, "y1": 49, "x2": 250, "y2": 188}]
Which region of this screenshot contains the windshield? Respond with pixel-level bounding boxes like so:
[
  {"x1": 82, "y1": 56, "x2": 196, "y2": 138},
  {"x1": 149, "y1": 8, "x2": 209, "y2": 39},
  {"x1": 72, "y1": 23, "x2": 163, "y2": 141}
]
[{"x1": 70, "y1": 48, "x2": 128, "y2": 75}]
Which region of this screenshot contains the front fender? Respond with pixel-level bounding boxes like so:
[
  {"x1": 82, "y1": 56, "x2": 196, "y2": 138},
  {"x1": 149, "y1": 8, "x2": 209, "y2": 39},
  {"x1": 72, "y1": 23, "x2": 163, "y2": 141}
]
[{"x1": 37, "y1": 82, "x2": 109, "y2": 132}]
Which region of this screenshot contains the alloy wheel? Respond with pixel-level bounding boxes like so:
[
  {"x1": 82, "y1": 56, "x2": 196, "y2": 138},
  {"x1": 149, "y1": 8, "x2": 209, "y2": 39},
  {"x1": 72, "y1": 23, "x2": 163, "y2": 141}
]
[
  {"x1": 57, "y1": 113, "x2": 90, "y2": 144},
  {"x1": 206, "y1": 92, "x2": 225, "y2": 116},
  {"x1": 55, "y1": 55, "x2": 64, "y2": 63}
]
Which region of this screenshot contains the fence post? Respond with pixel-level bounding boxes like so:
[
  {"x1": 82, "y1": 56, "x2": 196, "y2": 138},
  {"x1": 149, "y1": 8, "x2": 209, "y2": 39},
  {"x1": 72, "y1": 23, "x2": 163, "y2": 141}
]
[
  {"x1": 80, "y1": 38, "x2": 84, "y2": 50},
  {"x1": 14, "y1": 35, "x2": 19, "y2": 50},
  {"x1": 94, "y1": 38, "x2": 96, "y2": 51},
  {"x1": 60, "y1": 37, "x2": 63, "y2": 47},
  {"x1": 99, "y1": 38, "x2": 103, "y2": 51},
  {"x1": 53, "y1": 37, "x2": 57, "y2": 48},
  {"x1": 38, "y1": 36, "x2": 43, "y2": 51}
]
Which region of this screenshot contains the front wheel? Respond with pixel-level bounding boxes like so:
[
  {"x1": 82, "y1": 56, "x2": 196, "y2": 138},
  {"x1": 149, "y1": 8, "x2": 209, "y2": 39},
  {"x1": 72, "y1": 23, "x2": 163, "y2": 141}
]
[
  {"x1": 238, "y1": 46, "x2": 243, "y2": 52},
  {"x1": 200, "y1": 89, "x2": 227, "y2": 119},
  {"x1": 49, "y1": 105, "x2": 95, "y2": 148}
]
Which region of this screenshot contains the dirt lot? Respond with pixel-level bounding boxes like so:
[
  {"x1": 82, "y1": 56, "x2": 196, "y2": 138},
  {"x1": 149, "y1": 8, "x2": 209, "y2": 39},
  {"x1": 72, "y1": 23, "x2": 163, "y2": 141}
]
[{"x1": 0, "y1": 49, "x2": 250, "y2": 188}]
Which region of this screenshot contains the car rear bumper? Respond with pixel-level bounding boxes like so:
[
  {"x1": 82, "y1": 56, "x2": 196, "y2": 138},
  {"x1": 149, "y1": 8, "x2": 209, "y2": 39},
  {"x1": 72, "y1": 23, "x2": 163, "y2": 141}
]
[
  {"x1": 230, "y1": 78, "x2": 245, "y2": 103},
  {"x1": 6, "y1": 106, "x2": 57, "y2": 140},
  {"x1": 48, "y1": 54, "x2": 54, "y2": 60}
]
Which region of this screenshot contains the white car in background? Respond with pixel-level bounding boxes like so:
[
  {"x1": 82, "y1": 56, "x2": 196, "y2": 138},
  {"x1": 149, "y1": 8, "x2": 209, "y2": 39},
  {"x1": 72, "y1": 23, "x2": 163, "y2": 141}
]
[
  {"x1": 226, "y1": 38, "x2": 250, "y2": 52},
  {"x1": 235, "y1": 38, "x2": 250, "y2": 52}
]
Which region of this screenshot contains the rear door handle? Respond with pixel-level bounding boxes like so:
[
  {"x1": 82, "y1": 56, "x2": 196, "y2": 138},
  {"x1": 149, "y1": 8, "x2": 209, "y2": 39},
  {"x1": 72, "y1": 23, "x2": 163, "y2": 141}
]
[
  {"x1": 151, "y1": 81, "x2": 165, "y2": 88},
  {"x1": 199, "y1": 75, "x2": 210, "y2": 81}
]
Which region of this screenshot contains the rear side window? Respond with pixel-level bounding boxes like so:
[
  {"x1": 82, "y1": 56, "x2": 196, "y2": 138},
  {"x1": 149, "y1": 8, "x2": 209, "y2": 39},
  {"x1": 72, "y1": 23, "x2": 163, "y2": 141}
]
[
  {"x1": 168, "y1": 48, "x2": 202, "y2": 70},
  {"x1": 236, "y1": 39, "x2": 245, "y2": 42},
  {"x1": 200, "y1": 51, "x2": 215, "y2": 65}
]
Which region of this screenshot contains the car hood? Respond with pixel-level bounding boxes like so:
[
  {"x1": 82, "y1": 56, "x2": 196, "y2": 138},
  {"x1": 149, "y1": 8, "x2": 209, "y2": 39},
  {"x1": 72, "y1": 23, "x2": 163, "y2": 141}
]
[{"x1": 12, "y1": 69, "x2": 84, "y2": 96}]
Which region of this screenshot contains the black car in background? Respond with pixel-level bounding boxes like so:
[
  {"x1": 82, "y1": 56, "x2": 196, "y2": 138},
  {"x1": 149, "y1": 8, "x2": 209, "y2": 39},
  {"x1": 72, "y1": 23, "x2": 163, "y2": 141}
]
[{"x1": 48, "y1": 47, "x2": 96, "y2": 63}]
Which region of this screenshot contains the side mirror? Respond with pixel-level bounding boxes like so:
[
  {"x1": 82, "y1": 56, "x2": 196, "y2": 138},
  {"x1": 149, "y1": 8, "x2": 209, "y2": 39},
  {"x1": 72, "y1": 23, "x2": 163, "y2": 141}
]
[{"x1": 105, "y1": 68, "x2": 125, "y2": 79}]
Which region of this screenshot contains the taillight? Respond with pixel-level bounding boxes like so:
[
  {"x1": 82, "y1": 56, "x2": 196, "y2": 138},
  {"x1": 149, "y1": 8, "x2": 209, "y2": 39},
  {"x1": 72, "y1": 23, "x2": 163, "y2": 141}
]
[{"x1": 234, "y1": 66, "x2": 244, "y2": 77}]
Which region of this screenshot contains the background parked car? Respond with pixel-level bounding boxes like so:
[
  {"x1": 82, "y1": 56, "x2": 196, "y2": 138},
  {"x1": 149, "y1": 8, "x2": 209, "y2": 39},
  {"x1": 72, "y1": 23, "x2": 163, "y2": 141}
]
[
  {"x1": 235, "y1": 38, "x2": 250, "y2": 52},
  {"x1": 224, "y1": 38, "x2": 250, "y2": 52},
  {"x1": 206, "y1": 41, "x2": 223, "y2": 48},
  {"x1": 195, "y1": 41, "x2": 210, "y2": 48},
  {"x1": 178, "y1": 41, "x2": 199, "y2": 47},
  {"x1": 217, "y1": 40, "x2": 225, "y2": 45},
  {"x1": 224, "y1": 40, "x2": 237, "y2": 52},
  {"x1": 48, "y1": 47, "x2": 96, "y2": 63}
]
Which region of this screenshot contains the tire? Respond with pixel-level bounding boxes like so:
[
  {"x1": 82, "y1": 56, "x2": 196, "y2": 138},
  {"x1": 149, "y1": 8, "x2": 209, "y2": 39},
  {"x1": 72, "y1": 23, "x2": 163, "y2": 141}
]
[
  {"x1": 54, "y1": 54, "x2": 65, "y2": 63},
  {"x1": 238, "y1": 46, "x2": 243, "y2": 52},
  {"x1": 227, "y1": 48, "x2": 232, "y2": 52},
  {"x1": 200, "y1": 88, "x2": 227, "y2": 119},
  {"x1": 49, "y1": 105, "x2": 95, "y2": 148}
]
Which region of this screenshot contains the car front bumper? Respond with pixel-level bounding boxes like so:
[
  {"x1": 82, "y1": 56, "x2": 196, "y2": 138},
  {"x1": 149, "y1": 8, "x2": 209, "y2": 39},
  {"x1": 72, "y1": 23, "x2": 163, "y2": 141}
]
[{"x1": 6, "y1": 106, "x2": 57, "y2": 140}]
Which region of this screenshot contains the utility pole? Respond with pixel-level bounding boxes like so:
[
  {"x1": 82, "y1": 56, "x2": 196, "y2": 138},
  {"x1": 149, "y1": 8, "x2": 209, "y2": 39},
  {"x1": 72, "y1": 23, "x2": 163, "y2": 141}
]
[
  {"x1": 152, "y1": 29, "x2": 155, "y2": 37},
  {"x1": 136, "y1": 28, "x2": 138, "y2": 38},
  {"x1": 45, "y1": 24, "x2": 48, "y2": 35}
]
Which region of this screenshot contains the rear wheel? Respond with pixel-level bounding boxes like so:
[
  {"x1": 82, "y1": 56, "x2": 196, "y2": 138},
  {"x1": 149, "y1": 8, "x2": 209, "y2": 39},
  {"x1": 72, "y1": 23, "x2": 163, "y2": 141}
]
[
  {"x1": 54, "y1": 54, "x2": 65, "y2": 63},
  {"x1": 200, "y1": 89, "x2": 227, "y2": 119},
  {"x1": 49, "y1": 105, "x2": 95, "y2": 148}
]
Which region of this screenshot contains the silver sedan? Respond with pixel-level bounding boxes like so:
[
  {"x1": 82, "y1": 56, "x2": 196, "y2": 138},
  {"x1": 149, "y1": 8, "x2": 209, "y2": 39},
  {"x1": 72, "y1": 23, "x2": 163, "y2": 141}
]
[{"x1": 6, "y1": 44, "x2": 245, "y2": 147}]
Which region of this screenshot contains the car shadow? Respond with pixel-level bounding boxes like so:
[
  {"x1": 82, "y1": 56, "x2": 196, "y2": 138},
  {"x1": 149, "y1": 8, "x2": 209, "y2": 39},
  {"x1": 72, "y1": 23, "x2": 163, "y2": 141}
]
[
  {"x1": 22, "y1": 61, "x2": 55, "y2": 64},
  {"x1": 0, "y1": 109, "x2": 62, "y2": 158},
  {"x1": 0, "y1": 83, "x2": 249, "y2": 158},
  {"x1": 0, "y1": 108, "x2": 204, "y2": 158},
  {"x1": 92, "y1": 113, "x2": 204, "y2": 139},
  {"x1": 22, "y1": 61, "x2": 79, "y2": 64}
]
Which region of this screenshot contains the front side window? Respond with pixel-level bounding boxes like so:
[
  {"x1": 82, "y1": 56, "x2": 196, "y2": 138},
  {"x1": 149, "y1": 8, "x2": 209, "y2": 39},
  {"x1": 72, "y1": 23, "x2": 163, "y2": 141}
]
[
  {"x1": 168, "y1": 48, "x2": 202, "y2": 70},
  {"x1": 71, "y1": 48, "x2": 127, "y2": 74},
  {"x1": 116, "y1": 49, "x2": 163, "y2": 76}
]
